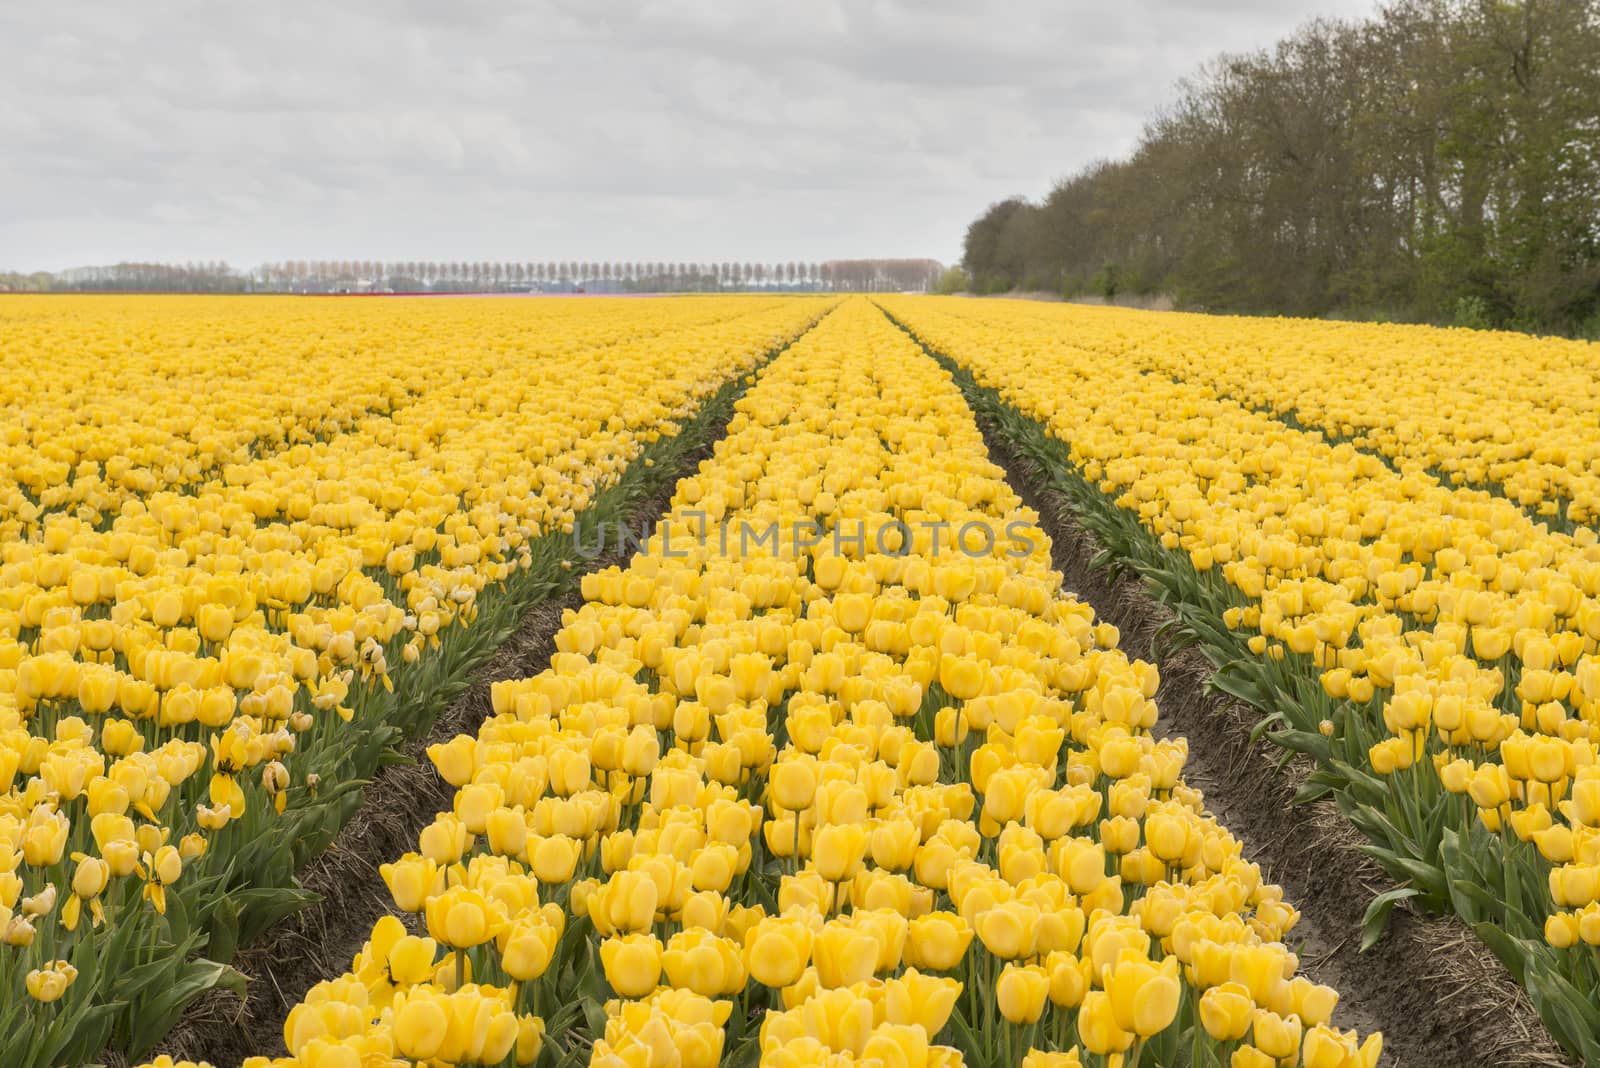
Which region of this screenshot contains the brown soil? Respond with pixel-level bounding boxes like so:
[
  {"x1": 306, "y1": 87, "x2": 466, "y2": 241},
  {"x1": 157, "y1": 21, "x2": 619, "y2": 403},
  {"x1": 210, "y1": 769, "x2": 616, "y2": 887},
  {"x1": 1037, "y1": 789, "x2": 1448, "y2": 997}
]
[{"x1": 977, "y1": 415, "x2": 1572, "y2": 1068}]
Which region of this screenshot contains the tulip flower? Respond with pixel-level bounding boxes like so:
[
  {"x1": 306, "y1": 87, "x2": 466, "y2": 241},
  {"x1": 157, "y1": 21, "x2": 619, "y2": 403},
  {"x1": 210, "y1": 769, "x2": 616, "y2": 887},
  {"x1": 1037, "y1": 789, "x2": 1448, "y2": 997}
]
[
  {"x1": 744, "y1": 914, "x2": 815, "y2": 987},
  {"x1": 425, "y1": 887, "x2": 506, "y2": 949},
  {"x1": 62, "y1": 853, "x2": 109, "y2": 932},
  {"x1": 906, "y1": 911, "x2": 974, "y2": 972},
  {"x1": 25, "y1": 961, "x2": 78, "y2": 1003},
  {"x1": 1199, "y1": 981, "x2": 1255, "y2": 1042},
  {"x1": 996, "y1": 962, "x2": 1050, "y2": 1024},
  {"x1": 601, "y1": 934, "x2": 664, "y2": 998}
]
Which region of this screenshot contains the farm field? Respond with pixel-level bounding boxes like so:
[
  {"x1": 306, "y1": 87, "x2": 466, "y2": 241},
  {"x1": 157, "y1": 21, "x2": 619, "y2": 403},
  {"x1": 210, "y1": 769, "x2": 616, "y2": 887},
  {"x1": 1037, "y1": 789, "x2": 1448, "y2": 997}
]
[
  {"x1": 879, "y1": 296, "x2": 1600, "y2": 1065},
  {"x1": 3, "y1": 292, "x2": 1596, "y2": 1068},
  {"x1": 0, "y1": 293, "x2": 829, "y2": 1067}
]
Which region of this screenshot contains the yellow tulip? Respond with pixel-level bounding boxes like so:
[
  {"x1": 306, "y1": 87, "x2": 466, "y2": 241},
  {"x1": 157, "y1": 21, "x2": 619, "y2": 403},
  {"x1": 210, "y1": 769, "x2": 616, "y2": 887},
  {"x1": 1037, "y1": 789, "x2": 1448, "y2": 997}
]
[
  {"x1": 22, "y1": 813, "x2": 69, "y2": 868},
  {"x1": 1021, "y1": 1051, "x2": 1084, "y2": 1068},
  {"x1": 1046, "y1": 952, "x2": 1091, "y2": 1008},
  {"x1": 425, "y1": 887, "x2": 504, "y2": 949},
  {"x1": 392, "y1": 989, "x2": 449, "y2": 1060},
  {"x1": 939, "y1": 653, "x2": 986, "y2": 701},
  {"x1": 1302, "y1": 1024, "x2": 1381, "y2": 1068},
  {"x1": 812, "y1": 922, "x2": 879, "y2": 989},
  {"x1": 905, "y1": 911, "x2": 973, "y2": 972},
  {"x1": 1105, "y1": 953, "x2": 1181, "y2": 1037},
  {"x1": 381, "y1": 855, "x2": 442, "y2": 913},
  {"x1": 811, "y1": 823, "x2": 868, "y2": 883},
  {"x1": 1550, "y1": 863, "x2": 1600, "y2": 908},
  {"x1": 771, "y1": 757, "x2": 818, "y2": 812},
  {"x1": 622, "y1": 725, "x2": 661, "y2": 777},
  {"x1": 500, "y1": 917, "x2": 559, "y2": 981},
  {"x1": 661, "y1": 928, "x2": 744, "y2": 996},
  {"x1": 1077, "y1": 989, "x2": 1133, "y2": 1055},
  {"x1": 996, "y1": 962, "x2": 1050, "y2": 1024},
  {"x1": 743, "y1": 914, "x2": 814, "y2": 988},
  {"x1": 517, "y1": 1015, "x2": 546, "y2": 1066},
  {"x1": 1231, "y1": 1045, "x2": 1277, "y2": 1068},
  {"x1": 884, "y1": 967, "x2": 961, "y2": 1035},
  {"x1": 531, "y1": 834, "x2": 581, "y2": 884},
  {"x1": 1143, "y1": 807, "x2": 1190, "y2": 863},
  {"x1": 24, "y1": 961, "x2": 77, "y2": 1003},
  {"x1": 196, "y1": 603, "x2": 234, "y2": 643},
  {"x1": 591, "y1": 870, "x2": 661, "y2": 935},
  {"x1": 1252, "y1": 1008, "x2": 1303, "y2": 1060},
  {"x1": 1199, "y1": 981, "x2": 1254, "y2": 1041},
  {"x1": 601, "y1": 934, "x2": 664, "y2": 998},
  {"x1": 428, "y1": 735, "x2": 478, "y2": 786},
  {"x1": 975, "y1": 899, "x2": 1039, "y2": 960},
  {"x1": 689, "y1": 841, "x2": 738, "y2": 892}
]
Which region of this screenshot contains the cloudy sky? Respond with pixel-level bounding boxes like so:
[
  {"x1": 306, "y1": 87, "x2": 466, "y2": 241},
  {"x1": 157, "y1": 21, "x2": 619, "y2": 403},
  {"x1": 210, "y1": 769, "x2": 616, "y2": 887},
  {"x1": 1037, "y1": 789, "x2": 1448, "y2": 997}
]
[{"x1": 1, "y1": 0, "x2": 1377, "y2": 272}]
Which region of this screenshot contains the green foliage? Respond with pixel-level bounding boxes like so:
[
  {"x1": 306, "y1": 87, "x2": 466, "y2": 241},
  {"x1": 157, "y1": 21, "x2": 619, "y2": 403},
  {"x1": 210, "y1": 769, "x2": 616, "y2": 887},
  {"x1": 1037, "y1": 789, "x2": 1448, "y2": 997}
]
[
  {"x1": 959, "y1": 0, "x2": 1600, "y2": 337},
  {"x1": 1451, "y1": 294, "x2": 1495, "y2": 330},
  {"x1": 932, "y1": 266, "x2": 969, "y2": 295},
  {"x1": 0, "y1": 272, "x2": 53, "y2": 292},
  {"x1": 1582, "y1": 309, "x2": 1600, "y2": 341},
  {"x1": 1091, "y1": 262, "x2": 1120, "y2": 301}
]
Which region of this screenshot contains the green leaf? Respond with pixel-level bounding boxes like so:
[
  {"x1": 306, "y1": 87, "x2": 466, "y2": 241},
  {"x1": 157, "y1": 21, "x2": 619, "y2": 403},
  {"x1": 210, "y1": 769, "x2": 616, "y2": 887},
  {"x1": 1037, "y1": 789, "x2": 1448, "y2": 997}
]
[
  {"x1": 1325, "y1": 758, "x2": 1391, "y2": 805},
  {"x1": 231, "y1": 885, "x2": 323, "y2": 946},
  {"x1": 375, "y1": 746, "x2": 419, "y2": 769},
  {"x1": 581, "y1": 995, "x2": 610, "y2": 1035},
  {"x1": 1207, "y1": 666, "x2": 1269, "y2": 709},
  {"x1": 1353, "y1": 841, "x2": 1445, "y2": 894},
  {"x1": 1248, "y1": 710, "x2": 1287, "y2": 743},
  {"x1": 1266, "y1": 727, "x2": 1331, "y2": 762},
  {"x1": 164, "y1": 884, "x2": 193, "y2": 949},
  {"x1": 127, "y1": 959, "x2": 246, "y2": 1057},
  {"x1": 1360, "y1": 887, "x2": 1420, "y2": 951},
  {"x1": 1470, "y1": 921, "x2": 1530, "y2": 986},
  {"x1": 943, "y1": 1006, "x2": 993, "y2": 1068},
  {"x1": 207, "y1": 891, "x2": 242, "y2": 964},
  {"x1": 1527, "y1": 969, "x2": 1600, "y2": 1064},
  {"x1": 1291, "y1": 778, "x2": 1334, "y2": 805}
]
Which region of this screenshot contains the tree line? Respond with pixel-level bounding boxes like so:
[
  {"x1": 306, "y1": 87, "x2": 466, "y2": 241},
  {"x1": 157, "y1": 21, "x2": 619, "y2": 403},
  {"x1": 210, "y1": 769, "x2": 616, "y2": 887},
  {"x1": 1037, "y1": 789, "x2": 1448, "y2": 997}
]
[
  {"x1": 961, "y1": 0, "x2": 1600, "y2": 336},
  {"x1": 2, "y1": 258, "x2": 943, "y2": 295}
]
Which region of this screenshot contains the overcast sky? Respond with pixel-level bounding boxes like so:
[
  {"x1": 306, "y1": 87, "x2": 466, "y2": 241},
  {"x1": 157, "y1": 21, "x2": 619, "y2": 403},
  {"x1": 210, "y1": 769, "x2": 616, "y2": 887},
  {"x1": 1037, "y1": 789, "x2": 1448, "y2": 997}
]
[{"x1": 0, "y1": 0, "x2": 1378, "y2": 272}]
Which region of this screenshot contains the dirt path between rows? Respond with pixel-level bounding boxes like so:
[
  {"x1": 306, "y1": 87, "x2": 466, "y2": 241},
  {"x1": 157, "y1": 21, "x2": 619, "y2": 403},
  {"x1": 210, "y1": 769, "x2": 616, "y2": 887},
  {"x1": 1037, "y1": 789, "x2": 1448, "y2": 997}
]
[{"x1": 974, "y1": 412, "x2": 1572, "y2": 1068}]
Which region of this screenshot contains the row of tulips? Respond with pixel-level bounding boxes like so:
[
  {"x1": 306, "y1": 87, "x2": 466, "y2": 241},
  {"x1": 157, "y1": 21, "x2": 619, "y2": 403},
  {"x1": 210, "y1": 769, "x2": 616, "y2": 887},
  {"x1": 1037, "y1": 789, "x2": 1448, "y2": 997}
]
[
  {"x1": 181, "y1": 297, "x2": 1379, "y2": 1068},
  {"x1": 0, "y1": 295, "x2": 835, "y2": 1066},
  {"x1": 931, "y1": 298, "x2": 1600, "y2": 529},
  {"x1": 0, "y1": 295, "x2": 797, "y2": 540},
  {"x1": 876, "y1": 295, "x2": 1600, "y2": 1062}
]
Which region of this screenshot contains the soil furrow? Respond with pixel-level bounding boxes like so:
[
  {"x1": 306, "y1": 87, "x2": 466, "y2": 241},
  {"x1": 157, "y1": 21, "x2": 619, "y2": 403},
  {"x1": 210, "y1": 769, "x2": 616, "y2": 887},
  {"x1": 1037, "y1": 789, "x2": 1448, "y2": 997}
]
[
  {"x1": 124, "y1": 332, "x2": 796, "y2": 1068},
  {"x1": 969, "y1": 397, "x2": 1572, "y2": 1068}
]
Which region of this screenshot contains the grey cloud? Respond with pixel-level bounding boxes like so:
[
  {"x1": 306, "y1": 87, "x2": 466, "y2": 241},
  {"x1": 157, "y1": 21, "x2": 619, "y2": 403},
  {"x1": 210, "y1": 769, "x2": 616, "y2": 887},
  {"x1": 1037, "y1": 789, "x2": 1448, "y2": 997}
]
[{"x1": 0, "y1": 0, "x2": 1377, "y2": 270}]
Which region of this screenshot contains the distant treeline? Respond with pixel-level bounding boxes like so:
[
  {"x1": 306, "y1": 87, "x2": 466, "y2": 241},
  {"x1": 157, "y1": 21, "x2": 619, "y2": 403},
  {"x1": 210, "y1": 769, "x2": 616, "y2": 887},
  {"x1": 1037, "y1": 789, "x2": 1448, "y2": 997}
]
[
  {"x1": 1, "y1": 258, "x2": 943, "y2": 295},
  {"x1": 961, "y1": 0, "x2": 1600, "y2": 335}
]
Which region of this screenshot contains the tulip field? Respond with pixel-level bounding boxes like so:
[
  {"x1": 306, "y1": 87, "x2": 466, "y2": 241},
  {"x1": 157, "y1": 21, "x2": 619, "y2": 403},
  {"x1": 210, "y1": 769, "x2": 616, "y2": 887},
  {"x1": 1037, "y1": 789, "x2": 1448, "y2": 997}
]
[
  {"x1": 3, "y1": 292, "x2": 1597, "y2": 1068},
  {"x1": 0, "y1": 294, "x2": 825, "y2": 1066},
  {"x1": 879, "y1": 296, "x2": 1600, "y2": 1065}
]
